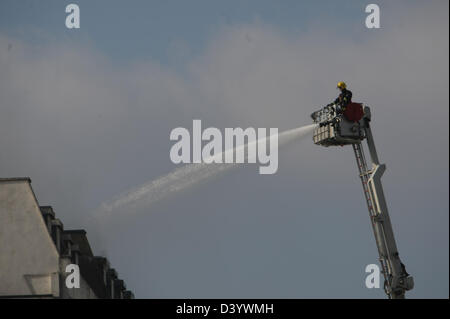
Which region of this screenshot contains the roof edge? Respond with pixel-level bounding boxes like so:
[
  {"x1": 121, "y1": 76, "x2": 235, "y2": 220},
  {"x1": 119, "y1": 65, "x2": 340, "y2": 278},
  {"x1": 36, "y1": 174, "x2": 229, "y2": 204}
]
[{"x1": 0, "y1": 177, "x2": 32, "y2": 183}]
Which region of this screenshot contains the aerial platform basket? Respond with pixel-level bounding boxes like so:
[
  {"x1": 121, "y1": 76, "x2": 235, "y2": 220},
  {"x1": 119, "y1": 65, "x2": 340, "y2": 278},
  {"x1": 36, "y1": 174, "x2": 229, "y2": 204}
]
[{"x1": 311, "y1": 102, "x2": 368, "y2": 147}]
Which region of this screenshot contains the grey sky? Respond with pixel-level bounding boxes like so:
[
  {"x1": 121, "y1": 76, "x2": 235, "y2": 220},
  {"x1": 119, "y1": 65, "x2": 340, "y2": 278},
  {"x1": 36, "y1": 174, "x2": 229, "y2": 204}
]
[{"x1": 0, "y1": 1, "x2": 448, "y2": 298}]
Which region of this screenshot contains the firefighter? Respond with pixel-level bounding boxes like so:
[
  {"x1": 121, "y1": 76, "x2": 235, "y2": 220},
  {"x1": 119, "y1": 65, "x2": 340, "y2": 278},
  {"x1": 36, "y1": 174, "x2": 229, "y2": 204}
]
[{"x1": 329, "y1": 81, "x2": 352, "y2": 113}]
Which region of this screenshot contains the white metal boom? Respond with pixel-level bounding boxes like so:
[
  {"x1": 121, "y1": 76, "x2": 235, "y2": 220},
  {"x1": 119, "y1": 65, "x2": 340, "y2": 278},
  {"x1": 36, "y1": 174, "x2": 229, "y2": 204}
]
[{"x1": 311, "y1": 104, "x2": 414, "y2": 298}]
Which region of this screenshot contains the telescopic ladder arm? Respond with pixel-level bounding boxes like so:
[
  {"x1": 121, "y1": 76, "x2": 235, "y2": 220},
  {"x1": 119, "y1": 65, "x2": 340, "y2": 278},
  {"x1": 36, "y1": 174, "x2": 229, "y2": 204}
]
[{"x1": 352, "y1": 120, "x2": 414, "y2": 299}]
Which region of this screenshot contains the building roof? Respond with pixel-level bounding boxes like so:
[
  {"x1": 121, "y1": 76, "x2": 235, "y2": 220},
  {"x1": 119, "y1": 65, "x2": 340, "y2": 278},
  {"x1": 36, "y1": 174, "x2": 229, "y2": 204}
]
[
  {"x1": 40, "y1": 206, "x2": 56, "y2": 218},
  {"x1": 63, "y1": 230, "x2": 94, "y2": 257},
  {"x1": 0, "y1": 177, "x2": 31, "y2": 183},
  {"x1": 0, "y1": 177, "x2": 135, "y2": 298}
]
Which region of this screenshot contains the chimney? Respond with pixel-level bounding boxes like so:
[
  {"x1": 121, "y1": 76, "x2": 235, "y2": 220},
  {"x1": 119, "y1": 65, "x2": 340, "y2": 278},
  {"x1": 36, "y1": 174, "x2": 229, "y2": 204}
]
[
  {"x1": 106, "y1": 268, "x2": 118, "y2": 299},
  {"x1": 71, "y1": 244, "x2": 80, "y2": 265},
  {"x1": 51, "y1": 219, "x2": 64, "y2": 253},
  {"x1": 93, "y1": 257, "x2": 110, "y2": 288},
  {"x1": 114, "y1": 279, "x2": 126, "y2": 299},
  {"x1": 61, "y1": 233, "x2": 73, "y2": 258},
  {"x1": 40, "y1": 206, "x2": 55, "y2": 234},
  {"x1": 123, "y1": 290, "x2": 134, "y2": 299}
]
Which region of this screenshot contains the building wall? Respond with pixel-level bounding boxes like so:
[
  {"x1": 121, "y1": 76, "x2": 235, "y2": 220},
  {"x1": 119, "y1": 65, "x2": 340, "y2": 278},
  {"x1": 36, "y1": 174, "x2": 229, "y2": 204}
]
[
  {"x1": 0, "y1": 178, "x2": 134, "y2": 299},
  {"x1": 0, "y1": 179, "x2": 60, "y2": 297}
]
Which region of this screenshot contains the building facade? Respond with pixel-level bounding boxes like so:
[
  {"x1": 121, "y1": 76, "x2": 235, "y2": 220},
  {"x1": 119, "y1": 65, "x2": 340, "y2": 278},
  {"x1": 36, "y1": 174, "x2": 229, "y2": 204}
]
[{"x1": 0, "y1": 178, "x2": 133, "y2": 299}]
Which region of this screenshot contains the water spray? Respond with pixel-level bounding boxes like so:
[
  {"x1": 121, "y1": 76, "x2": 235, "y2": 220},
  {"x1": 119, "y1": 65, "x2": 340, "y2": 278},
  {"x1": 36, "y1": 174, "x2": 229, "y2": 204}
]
[{"x1": 95, "y1": 124, "x2": 316, "y2": 219}]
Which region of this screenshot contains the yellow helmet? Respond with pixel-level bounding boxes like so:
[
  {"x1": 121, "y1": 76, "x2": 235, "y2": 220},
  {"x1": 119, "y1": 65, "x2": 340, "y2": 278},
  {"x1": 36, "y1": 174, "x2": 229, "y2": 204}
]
[{"x1": 337, "y1": 81, "x2": 347, "y2": 89}]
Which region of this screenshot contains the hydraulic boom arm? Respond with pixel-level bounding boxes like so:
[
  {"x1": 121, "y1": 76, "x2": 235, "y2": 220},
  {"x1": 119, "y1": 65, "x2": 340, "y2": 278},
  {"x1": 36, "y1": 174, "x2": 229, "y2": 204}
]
[
  {"x1": 311, "y1": 103, "x2": 413, "y2": 298},
  {"x1": 353, "y1": 119, "x2": 414, "y2": 299}
]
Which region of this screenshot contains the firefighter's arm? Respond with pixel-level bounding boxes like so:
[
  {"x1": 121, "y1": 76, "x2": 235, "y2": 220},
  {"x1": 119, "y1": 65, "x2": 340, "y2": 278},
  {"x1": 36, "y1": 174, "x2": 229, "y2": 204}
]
[{"x1": 342, "y1": 96, "x2": 349, "y2": 105}]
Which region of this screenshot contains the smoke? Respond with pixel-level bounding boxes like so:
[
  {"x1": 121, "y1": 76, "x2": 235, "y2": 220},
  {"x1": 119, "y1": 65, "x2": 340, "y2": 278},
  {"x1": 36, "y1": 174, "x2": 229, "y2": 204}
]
[{"x1": 95, "y1": 124, "x2": 316, "y2": 221}]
